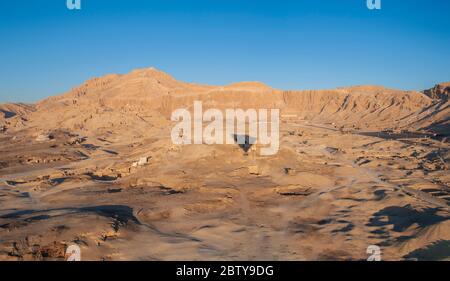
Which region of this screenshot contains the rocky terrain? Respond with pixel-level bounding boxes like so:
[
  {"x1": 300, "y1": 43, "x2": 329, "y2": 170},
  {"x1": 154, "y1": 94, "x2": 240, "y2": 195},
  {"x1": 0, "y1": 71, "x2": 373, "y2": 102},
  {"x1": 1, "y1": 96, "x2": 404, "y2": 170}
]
[{"x1": 0, "y1": 68, "x2": 448, "y2": 261}]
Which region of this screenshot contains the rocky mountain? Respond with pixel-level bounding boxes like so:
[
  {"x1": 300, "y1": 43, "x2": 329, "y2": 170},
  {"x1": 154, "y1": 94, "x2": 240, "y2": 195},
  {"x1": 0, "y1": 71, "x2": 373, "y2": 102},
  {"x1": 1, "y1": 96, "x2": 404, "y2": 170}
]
[
  {"x1": 2, "y1": 67, "x2": 446, "y2": 138},
  {"x1": 423, "y1": 82, "x2": 450, "y2": 100}
]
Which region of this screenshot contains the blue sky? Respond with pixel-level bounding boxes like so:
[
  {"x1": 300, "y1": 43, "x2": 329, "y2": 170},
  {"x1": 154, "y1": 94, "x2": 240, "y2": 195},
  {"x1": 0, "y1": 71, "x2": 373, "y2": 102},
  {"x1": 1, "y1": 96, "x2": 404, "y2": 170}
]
[{"x1": 0, "y1": 0, "x2": 449, "y2": 102}]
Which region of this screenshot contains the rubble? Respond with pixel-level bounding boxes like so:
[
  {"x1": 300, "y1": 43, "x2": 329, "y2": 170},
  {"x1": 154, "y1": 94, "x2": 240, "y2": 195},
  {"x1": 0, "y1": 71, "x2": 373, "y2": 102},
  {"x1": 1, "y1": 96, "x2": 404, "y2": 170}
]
[
  {"x1": 131, "y1": 156, "x2": 152, "y2": 168},
  {"x1": 35, "y1": 133, "x2": 53, "y2": 142},
  {"x1": 248, "y1": 165, "x2": 260, "y2": 175}
]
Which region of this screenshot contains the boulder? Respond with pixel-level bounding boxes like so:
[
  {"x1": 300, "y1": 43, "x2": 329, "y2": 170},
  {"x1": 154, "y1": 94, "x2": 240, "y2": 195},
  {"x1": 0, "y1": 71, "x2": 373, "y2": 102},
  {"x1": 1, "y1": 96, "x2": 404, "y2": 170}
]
[
  {"x1": 36, "y1": 134, "x2": 51, "y2": 142},
  {"x1": 138, "y1": 156, "x2": 150, "y2": 166},
  {"x1": 248, "y1": 165, "x2": 260, "y2": 175}
]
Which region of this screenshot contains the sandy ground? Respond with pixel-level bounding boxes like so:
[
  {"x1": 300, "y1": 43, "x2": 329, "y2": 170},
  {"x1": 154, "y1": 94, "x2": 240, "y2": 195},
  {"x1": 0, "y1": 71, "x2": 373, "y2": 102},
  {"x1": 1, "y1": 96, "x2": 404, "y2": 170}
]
[
  {"x1": 0, "y1": 68, "x2": 448, "y2": 261},
  {"x1": 0, "y1": 120, "x2": 448, "y2": 261}
]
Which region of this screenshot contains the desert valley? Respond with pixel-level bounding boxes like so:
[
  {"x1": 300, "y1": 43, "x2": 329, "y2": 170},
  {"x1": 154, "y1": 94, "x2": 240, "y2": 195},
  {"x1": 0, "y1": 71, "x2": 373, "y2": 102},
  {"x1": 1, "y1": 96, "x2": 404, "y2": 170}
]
[{"x1": 0, "y1": 68, "x2": 448, "y2": 261}]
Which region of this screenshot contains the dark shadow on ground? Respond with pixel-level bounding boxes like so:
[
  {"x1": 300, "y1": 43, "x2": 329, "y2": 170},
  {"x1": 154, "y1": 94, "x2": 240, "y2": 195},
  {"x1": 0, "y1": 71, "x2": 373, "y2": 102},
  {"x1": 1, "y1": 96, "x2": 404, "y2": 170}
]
[
  {"x1": 358, "y1": 131, "x2": 447, "y2": 142},
  {"x1": 403, "y1": 240, "x2": 450, "y2": 261},
  {"x1": 0, "y1": 110, "x2": 16, "y2": 119},
  {"x1": 367, "y1": 205, "x2": 448, "y2": 232},
  {"x1": 0, "y1": 205, "x2": 141, "y2": 227},
  {"x1": 232, "y1": 134, "x2": 256, "y2": 153},
  {"x1": 85, "y1": 172, "x2": 117, "y2": 181}
]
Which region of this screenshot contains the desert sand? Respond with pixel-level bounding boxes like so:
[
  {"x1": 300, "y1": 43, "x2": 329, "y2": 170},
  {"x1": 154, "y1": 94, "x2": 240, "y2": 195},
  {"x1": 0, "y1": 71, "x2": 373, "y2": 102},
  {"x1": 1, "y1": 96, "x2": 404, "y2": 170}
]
[{"x1": 0, "y1": 68, "x2": 448, "y2": 261}]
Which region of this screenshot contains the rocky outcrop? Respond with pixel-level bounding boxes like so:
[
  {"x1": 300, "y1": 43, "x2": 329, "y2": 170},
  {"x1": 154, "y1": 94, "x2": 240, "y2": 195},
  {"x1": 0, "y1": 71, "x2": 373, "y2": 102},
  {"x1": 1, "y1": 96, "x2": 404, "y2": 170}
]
[
  {"x1": 423, "y1": 82, "x2": 450, "y2": 100},
  {"x1": 0, "y1": 103, "x2": 35, "y2": 131}
]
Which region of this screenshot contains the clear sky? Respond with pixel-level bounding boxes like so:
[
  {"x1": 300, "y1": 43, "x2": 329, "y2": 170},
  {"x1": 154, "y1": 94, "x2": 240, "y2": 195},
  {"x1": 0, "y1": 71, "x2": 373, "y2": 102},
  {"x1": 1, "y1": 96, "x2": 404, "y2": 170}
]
[{"x1": 0, "y1": 0, "x2": 449, "y2": 102}]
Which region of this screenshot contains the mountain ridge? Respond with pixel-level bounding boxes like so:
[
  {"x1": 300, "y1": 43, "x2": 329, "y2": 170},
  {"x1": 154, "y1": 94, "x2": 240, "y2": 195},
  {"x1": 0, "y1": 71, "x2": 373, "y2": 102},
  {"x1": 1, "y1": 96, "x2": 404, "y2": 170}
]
[{"x1": 1, "y1": 67, "x2": 448, "y2": 137}]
